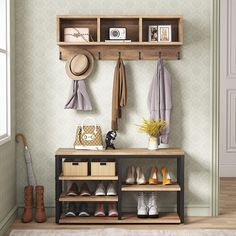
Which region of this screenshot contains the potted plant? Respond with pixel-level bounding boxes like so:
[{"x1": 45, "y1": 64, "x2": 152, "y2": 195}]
[{"x1": 137, "y1": 118, "x2": 166, "y2": 150}]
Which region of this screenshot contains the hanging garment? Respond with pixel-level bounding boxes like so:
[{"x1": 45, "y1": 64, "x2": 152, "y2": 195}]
[
  {"x1": 65, "y1": 80, "x2": 92, "y2": 110},
  {"x1": 147, "y1": 59, "x2": 172, "y2": 144},
  {"x1": 111, "y1": 58, "x2": 127, "y2": 130}
]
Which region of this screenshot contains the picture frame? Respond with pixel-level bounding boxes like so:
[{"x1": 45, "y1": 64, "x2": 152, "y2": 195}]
[
  {"x1": 148, "y1": 25, "x2": 158, "y2": 42},
  {"x1": 158, "y1": 25, "x2": 172, "y2": 42}
]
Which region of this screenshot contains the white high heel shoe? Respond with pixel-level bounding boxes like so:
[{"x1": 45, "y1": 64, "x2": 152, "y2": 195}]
[
  {"x1": 136, "y1": 166, "x2": 147, "y2": 185},
  {"x1": 125, "y1": 166, "x2": 135, "y2": 185}
]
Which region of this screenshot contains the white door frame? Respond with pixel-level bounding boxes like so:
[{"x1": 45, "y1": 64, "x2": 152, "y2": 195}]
[{"x1": 211, "y1": 0, "x2": 220, "y2": 216}]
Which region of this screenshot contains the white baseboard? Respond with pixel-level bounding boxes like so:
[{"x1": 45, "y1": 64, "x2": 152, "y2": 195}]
[
  {"x1": 0, "y1": 205, "x2": 17, "y2": 236},
  {"x1": 18, "y1": 204, "x2": 211, "y2": 217},
  {"x1": 220, "y1": 164, "x2": 236, "y2": 177}
]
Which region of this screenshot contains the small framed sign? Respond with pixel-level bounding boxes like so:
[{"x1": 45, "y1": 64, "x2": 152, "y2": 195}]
[
  {"x1": 158, "y1": 25, "x2": 172, "y2": 42},
  {"x1": 148, "y1": 25, "x2": 158, "y2": 42}
]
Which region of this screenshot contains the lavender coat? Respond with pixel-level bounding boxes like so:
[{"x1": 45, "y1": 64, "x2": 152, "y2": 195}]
[{"x1": 147, "y1": 59, "x2": 172, "y2": 144}]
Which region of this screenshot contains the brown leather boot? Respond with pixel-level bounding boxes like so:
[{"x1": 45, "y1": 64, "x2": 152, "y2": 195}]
[
  {"x1": 35, "y1": 185, "x2": 47, "y2": 223},
  {"x1": 21, "y1": 185, "x2": 33, "y2": 223}
]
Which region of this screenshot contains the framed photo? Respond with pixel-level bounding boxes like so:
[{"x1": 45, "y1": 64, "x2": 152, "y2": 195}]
[
  {"x1": 148, "y1": 25, "x2": 158, "y2": 42},
  {"x1": 158, "y1": 25, "x2": 172, "y2": 42}
]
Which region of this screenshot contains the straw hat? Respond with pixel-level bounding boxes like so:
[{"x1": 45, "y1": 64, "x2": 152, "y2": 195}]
[{"x1": 65, "y1": 49, "x2": 94, "y2": 80}]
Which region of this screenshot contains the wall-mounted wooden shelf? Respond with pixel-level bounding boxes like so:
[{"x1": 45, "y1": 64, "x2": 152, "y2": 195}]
[{"x1": 57, "y1": 15, "x2": 183, "y2": 60}]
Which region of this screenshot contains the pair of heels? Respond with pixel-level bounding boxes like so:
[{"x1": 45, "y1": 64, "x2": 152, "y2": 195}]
[
  {"x1": 149, "y1": 166, "x2": 172, "y2": 185},
  {"x1": 126, "y1": 166, "x2": 146, "y2": 185}
]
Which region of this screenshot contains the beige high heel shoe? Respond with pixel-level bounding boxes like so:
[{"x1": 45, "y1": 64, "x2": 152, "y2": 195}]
[
  {"x1": 149, "y1": 166, "x2": 158, "y2": 185},
  {"x1": 125, "y1": 166, "x2": 135, "y2": 185},
  {"x1": 161, "y1": 167, "x2": 172, "y2": 185},
  {"x1": 136, "y1": 166, "x2": 147, "y2": 185}
]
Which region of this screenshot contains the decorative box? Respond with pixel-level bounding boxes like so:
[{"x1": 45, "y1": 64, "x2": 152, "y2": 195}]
[
  {"x1": 63, "y1": 160, "x2": 88, "y2": 176},
  {"x1": 64, "y1": 28, "x2": 89, "y2": 42},
  {"x1": 91, "y1": 162, "x2": 116, "y2": 176}
]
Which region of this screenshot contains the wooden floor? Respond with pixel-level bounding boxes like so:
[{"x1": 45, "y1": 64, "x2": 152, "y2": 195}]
[{"x1": 10, "y1": 178, "x2": 236, "y2": 231}]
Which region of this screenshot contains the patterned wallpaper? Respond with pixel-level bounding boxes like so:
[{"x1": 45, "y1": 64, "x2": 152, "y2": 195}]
[{"x1": 16, "y1": 0, "x2": 211, "y2": 215}]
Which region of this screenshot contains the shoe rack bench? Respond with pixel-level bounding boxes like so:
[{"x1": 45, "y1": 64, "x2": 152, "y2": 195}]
[{"x1": 55, "y1": 148, "x2": 184, "y2": 224}]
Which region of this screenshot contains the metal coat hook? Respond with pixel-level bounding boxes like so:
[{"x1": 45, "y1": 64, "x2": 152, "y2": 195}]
[
  {"x1": 118, "y1": 51, "x2": 121, "y2": 59},
  {"x1": 139, "y1": 52, "x2": 142, "y2": 60},
  {"x1": 177, "y1": 51, "x2": 181, "y2": 60},
  {"x1": 159, "y1": 51, "x2": 162, "y2": 59},
  {"x1": 59, "y1": 51, "x2": 62, "y2": 60},
  {"x1": 98, "y1": 52, "x2": 101, "y2": 60}
]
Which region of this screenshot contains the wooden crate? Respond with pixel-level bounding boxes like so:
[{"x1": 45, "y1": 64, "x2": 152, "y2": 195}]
[
  {"x1": 91, "y1": 162, "x2": 115, "y2": 176},
  {"x1": 63, "y1": 161, "x2": 88, "y2": 176}
]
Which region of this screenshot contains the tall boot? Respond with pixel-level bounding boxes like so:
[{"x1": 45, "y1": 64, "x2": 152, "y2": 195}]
[
  {"x1": 35, "y1": 185, "x2": 47, "y2": 223},
  {"x1": 21, "y1": 185, "x2": 33, "y2": 223}
]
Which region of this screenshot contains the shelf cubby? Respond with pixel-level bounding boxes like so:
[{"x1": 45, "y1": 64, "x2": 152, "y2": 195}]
[
  {"x1": 142, "y1": 16, "x2": 183, "y2": 43},
  {"x1": 100, "y1": 17, "x2": 140, "y2": 42},
  {"x1": 57, "y1": 16, "x2": 98, "y2": 43}
]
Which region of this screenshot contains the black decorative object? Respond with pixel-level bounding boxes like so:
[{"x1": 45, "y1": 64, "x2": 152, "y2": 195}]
[{"x1": 105, "y1": 130, "x2": 117, "y2": 150}]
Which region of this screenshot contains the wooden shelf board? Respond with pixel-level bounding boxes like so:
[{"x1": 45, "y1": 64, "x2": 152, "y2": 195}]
[
  {"x1": 57, "y1": 42, "x2": 183, "y2": 46},
  {"x1": 56, "y1": 148, "x2": 185, "y2": 157},
  {"x1": 59, "y1": 175, "x2": 118, "y2": 181},
  {"x1": 59, "y1": 212, "x2": 180, "y2": 224},
  {"x1": 57, "y1": 15, "x2": 183, "y2": 19},
  {"x1": 59, "y1": 194, "x2": 118, "y2": 202},
  {"x1": 122, "y1": 184, "x2": 181, "y2": 192}
]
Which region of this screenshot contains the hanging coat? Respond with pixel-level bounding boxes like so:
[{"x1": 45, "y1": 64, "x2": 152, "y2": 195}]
[
  {"x1": 65, "y1": 80, "x2": 92, "y2": 110},
  {"x1": 111, "y1": 58, "x2": 127, "y2": 130},
  {"x1": 147, "y1": 59, "x2": 172, "y2": 144}
]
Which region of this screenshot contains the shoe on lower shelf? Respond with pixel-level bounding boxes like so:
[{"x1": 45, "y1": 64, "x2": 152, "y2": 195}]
[
  {"x1": 78, "y1": 202, "x2": 90, "y2": 217},
  {"x1": 108, "y1": 203, "x2": 118, "y2": 217},
  {"x1": 80, "y1": 183, "x2": 91, "y2": 196},
  {"x1": 137, "y1": 192, "x2": 148, "y2": 218},
  {"x1": 148, "y1": 192, "x2": 159, "y2": 218},
  {"x1": 107, "y1": 182, "x2": 117, "y2": 196},
  {"x1": 95, "y1": 182, "x2": 106, "y2": 196},
  {"x1": 125, "y1": 166, "x2": 135, "y2": 185},
  {"x1": 66, "y1": 183, "x2": 79, "y2": 196},
  {"x1": 94, "y1": 203, "x2": 105, "y2": 217},
  {"x1": 65, "y1": 202, "x2": 77, "y2": 217}
]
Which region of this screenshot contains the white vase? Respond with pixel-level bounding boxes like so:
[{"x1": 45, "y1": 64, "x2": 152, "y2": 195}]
[{"x1": 148, "y1": 136, "x2": 158, "y2": 150}]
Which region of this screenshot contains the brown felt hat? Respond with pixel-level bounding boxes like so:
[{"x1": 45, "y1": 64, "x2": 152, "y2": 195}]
[{"x1": 65, "y1": 49, "x2": 94, "y2": 80}]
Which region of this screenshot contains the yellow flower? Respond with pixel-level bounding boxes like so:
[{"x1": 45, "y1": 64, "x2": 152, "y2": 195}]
[{"x1": 137, "y1": 117, "x2": 166, "y2": 137}]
